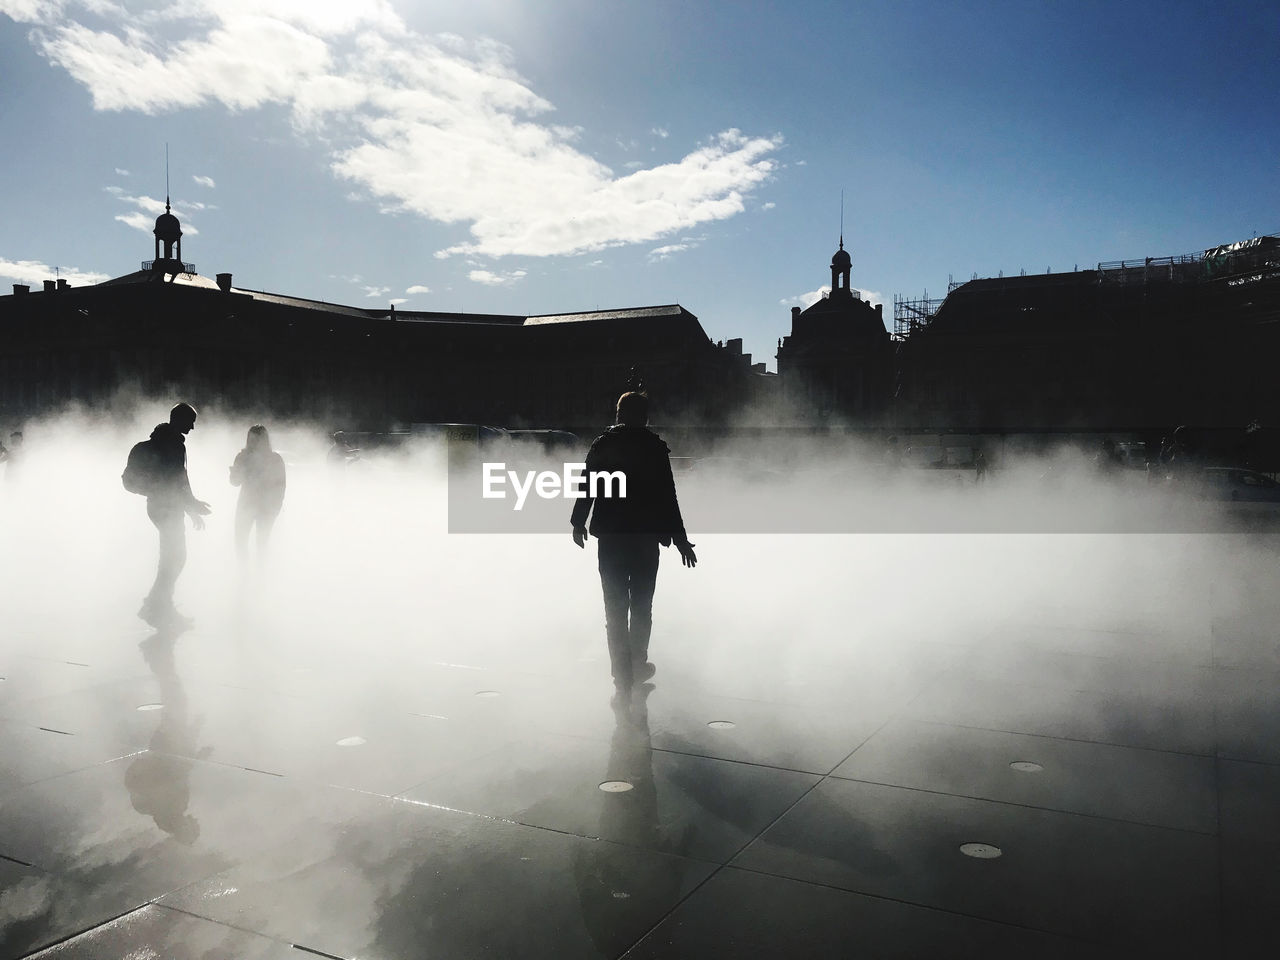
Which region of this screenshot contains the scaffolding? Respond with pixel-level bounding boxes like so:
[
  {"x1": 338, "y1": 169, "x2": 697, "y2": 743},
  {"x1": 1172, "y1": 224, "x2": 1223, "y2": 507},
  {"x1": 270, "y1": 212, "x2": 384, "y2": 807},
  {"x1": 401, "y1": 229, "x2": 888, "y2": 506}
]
[{"x1": 893, "y1": 291, "x2": 945, "y2": 340}]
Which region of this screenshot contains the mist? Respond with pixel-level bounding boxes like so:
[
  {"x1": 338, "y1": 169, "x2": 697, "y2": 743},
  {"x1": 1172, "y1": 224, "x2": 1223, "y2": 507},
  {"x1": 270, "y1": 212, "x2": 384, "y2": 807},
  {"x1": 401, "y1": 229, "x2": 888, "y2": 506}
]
[
  {"x1": 3, "y1": 403, "x2": 1278, "y2": 955},
  {"x1": 4, "y1": 405, "x2": 1276, "y2": 711}
]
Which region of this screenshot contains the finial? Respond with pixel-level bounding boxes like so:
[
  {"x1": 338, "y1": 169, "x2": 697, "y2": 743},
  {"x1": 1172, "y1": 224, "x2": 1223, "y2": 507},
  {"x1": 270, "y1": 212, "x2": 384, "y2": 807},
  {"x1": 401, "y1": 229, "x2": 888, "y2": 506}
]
[
  {"x1": 839, "y1": 189, "x2": 844, "y2": 249},
  {"x1": 165, "y1": 143, "x2": 171, "y2": 212}
]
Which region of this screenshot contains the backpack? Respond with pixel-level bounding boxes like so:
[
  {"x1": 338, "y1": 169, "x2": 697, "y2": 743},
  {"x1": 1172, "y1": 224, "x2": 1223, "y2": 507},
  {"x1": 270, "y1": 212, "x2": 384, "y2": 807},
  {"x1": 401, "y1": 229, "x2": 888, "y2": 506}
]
[{"x1": 122, "y1": 439, "x2": 160, "y2": 495}]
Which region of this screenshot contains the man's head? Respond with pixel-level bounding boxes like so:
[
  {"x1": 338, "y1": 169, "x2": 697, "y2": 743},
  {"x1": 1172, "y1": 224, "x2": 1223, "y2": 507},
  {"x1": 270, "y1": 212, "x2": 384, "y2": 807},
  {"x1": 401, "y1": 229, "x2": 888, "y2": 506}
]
[
  {"x1": 169, "y1": 402, "x2": 198, "y2": 434},
  {"x1": 616, "y1": 391, "x2": 649, "y2": 427}
]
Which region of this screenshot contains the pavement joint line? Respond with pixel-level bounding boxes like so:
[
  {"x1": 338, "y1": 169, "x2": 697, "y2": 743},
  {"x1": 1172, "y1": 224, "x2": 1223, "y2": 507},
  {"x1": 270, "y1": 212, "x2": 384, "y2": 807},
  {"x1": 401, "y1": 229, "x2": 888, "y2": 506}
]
[
  {"x1": 15, "y1": 902, "x2": 150, "y2": 959},
  {"x1": 908, "y1": 717, "x2": 1217, "y2": 759},
  {"x1": 713, "y1": 863, "x2": 1116, "y2": 949},
  {"x1": 1215, "y1": 753, "x2": 1280, "y2": 768},
  {"x1": 822, "y1": 774, "x2": 1219, "y2": 836},
  {"x1": 291, "y1": 944, "x2": 347, "y2": 959},
  {"x1": 153, "y1": 901, "x2": 303, "y2": 951},
  {"x1": 386, "y1": 794, "x2": 731, "y2": 867},
  {"x1": 37, "y1": 726, "x2": 74, "y2": 736},
  {"x1": 621, "y1": 709, "x2": 906, "y2": 959},
  {"x1": 647, "y1": 745, "x2": 827, "y2": 777}
]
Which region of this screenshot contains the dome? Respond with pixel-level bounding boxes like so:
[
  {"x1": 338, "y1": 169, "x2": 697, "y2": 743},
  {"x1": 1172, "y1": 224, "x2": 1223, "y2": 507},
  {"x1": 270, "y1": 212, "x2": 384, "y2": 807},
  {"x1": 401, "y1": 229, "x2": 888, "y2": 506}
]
[
  {"x1": 154, "y1": 211, "x2": 182, "y2": 241},
  {"x1": 831, "y1": 245, "x2": 852, "y2": 268}
]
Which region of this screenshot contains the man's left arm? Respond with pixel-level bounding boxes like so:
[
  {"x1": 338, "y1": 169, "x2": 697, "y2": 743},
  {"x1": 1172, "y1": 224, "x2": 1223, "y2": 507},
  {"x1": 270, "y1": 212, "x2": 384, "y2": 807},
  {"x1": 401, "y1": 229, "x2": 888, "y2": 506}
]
[{"x1": 661, "y1": 452, "x2": 696, "y2": 567}]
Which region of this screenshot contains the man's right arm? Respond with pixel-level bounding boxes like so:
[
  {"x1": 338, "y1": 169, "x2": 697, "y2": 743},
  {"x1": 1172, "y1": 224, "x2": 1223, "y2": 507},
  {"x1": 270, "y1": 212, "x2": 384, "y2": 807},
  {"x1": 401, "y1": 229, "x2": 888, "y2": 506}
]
[{"x1": 570, "y1": 444, "x2": 597, "y2": 544}]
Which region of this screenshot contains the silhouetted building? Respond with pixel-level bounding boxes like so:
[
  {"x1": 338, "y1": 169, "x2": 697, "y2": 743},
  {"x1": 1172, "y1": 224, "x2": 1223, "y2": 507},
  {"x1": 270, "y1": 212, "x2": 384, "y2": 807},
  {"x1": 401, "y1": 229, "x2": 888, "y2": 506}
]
[
  {"x1": 775, "y1": 238, "x2": 891, "y2": 424},
  {"x1": 893, "y1": 238, "x2": 1280, "y2": 442},
  {"x1": 0, "y1": 206, "x2": 764, "y2": 436}
]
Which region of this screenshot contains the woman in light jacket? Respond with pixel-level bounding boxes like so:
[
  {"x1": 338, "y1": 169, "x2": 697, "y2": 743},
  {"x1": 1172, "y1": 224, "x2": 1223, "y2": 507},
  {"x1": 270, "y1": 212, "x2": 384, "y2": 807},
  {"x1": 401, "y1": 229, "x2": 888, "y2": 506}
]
[{"x1": 229, "y1": 424, "x2": 286, "y2": 561}]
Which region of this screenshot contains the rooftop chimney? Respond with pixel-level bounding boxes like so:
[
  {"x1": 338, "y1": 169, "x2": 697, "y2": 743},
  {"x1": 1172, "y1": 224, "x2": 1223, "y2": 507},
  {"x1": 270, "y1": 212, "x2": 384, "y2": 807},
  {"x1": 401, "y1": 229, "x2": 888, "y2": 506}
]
[
  {"x1": 12, "y1": 284, "x2": 29, "y2": 295},
  {"x1": 791, "y1": 306, "x2": 801, "y2": 321},
  {"x1": 216, "y1": 273, "x2": 232, "y2": 293},
  {"x1": 56, "y1": 278, "x2": 68, "y2": 290},
  {"x1": 43, "y1": 280, "x2": 56, "y2": 293}
]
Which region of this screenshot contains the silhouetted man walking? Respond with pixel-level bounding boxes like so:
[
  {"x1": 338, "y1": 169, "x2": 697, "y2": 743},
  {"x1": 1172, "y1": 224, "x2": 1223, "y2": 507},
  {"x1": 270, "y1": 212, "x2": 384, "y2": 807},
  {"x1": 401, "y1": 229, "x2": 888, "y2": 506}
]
[
  {"x1": 571, "y1": 392, "x2": 696, "y2": 693},
  {"x1": 132, "y1": 403, "x2": 211, "y2": 628}
]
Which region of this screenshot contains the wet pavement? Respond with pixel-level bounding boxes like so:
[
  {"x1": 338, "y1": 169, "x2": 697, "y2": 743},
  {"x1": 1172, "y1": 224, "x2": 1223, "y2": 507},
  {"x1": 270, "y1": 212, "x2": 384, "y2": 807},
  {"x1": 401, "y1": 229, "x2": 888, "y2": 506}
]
[{"x1": 2, "y1": 534, "x2": 1279, "y2": 958}]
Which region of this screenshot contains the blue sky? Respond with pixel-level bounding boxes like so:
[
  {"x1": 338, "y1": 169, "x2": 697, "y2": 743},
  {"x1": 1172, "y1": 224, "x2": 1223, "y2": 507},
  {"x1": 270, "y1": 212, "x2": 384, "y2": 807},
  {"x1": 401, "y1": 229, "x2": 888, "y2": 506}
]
[{"x1": 1, "y1": 0, "x2": 1276, "y2": 370}]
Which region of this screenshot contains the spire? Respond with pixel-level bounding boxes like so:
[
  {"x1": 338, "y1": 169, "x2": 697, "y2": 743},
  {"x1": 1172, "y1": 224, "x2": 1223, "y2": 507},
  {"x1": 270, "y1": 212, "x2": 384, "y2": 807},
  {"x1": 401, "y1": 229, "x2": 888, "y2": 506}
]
[
  {"x1": 834, "y1": 189, "x2": 844, "y2": 252},
  {"x1": 830, "y1": 193, "x2": 852, "y2": 296}
]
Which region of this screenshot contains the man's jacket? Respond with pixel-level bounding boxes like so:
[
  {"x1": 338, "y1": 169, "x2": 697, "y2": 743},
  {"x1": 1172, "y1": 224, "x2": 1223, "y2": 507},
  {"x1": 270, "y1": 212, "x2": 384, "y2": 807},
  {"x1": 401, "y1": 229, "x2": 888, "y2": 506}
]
[
  {"x1": 146, "y1": 422, "x2": 198, "y2": 510},
  {"x1": 570, "y1": 424, "x2": 688, "y2": 545}
]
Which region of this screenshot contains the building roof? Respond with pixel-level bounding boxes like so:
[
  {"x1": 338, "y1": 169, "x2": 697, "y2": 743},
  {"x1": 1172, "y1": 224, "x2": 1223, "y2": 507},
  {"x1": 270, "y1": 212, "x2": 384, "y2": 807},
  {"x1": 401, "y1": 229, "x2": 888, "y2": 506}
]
[{"x1": 524, "y1": 305, "x2": 694, "y2": 325}]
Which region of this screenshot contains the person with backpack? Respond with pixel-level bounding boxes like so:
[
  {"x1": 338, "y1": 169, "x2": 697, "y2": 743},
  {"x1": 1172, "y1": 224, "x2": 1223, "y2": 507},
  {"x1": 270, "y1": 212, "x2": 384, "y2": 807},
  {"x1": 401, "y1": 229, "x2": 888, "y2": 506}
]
[{"x1": 124, "y1": 402, "x2": 212, "y2": 628}]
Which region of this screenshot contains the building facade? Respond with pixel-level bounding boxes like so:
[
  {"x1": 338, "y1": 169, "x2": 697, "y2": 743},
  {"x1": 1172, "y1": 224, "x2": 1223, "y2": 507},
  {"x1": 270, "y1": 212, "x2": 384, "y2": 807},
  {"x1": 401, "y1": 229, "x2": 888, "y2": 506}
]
[{"x1": 0, "y1": 208, "x2": 763, "y2": 438}]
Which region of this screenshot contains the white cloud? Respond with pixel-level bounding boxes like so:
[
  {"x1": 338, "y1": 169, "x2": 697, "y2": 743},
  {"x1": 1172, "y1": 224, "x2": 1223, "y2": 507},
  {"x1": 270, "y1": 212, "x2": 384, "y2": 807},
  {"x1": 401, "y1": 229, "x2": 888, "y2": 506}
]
[
  {"x1": 779, "y1": 285, "x2": 886, "y2": 309},
  {"x1": 648, "y1": 234, "x2": 704, "y2": 261},
  {"x1": 651, "y1": 126, "x2": 668, "y2": 138},
  {"x1": 388, "y1": 297, "x2": 407, "y2": 305},
  {"x1": 780, "y1": 286, "x2": 829, "y2": 308},
  {"x1": 0, "y1": 257, "x2": 110, "y2": 287},
  {"x1": 0, "y1": 1, "x2": 64, "y2": 23},
  {"x1": 468, "y1": 268, "x2": 526, "y2": 286},
  {"x1": 362, "y1": 285, "x2": 390, "y2": 298},
  {"x1": 114, "y1": 166, "x2": 130, "y2": 176},
  {"x1": 760, "y1": 201, "x2": 775, "y2": 211},
  {"x1": 11, "y1": 1, "x2": 783, "y2": 259},
  {"x1": 649, "y1": 243, "x2": 690, "y2": 262},
  {"x1": 192, "y1": 174, "x2": 215, "y2": 187},
  {"x1": 404, "y1": 283, "x2": 430, "y2": 294},
  {"x1": 109, "y1": 191, "x2": 199, "y2": 234}
]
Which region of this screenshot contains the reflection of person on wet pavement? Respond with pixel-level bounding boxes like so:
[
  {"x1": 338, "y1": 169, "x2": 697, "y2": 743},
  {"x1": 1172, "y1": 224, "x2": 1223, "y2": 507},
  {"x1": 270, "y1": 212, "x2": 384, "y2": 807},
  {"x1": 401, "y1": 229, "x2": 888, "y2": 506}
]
[
  {"x1": 571, "y1": 392, "x2": 696, "y2": 694},
  {"x1": 124, "y1": 628, "x2": 206, "y2": 845},
  {"x1": 229, "y1": 424, "x2": 286, "y2": 562},
  {"x1": 134, "y1": 403, "x2": 211, "y2": 629},
  {"x1": 573, "y1": 684, "x2": 683, "y2": 956}
]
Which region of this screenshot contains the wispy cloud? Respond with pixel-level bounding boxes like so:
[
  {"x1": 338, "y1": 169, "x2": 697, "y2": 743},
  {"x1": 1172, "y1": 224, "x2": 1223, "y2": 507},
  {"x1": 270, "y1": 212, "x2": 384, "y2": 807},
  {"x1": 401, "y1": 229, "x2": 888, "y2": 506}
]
[
  {"x1": 114, "y1": 167, "x2": 130, "y2": 176},
  {"x1": 651, "y1": 126, "x2": 669, "y2": 138},
  {"x1": 108, "y1": 191, "x2": 200, "y2": 234},
  {"x1": 192, "y1": 174, "x2": 215, "y2": 188},
  {"x1": 388, "y1": 297, "x2": 407, "y2": 305},
  {"x1": 0, "y1": 257, "x2": 109, "y2": 286},
  {"x1": 779, "y1": 285, "x2": 886, "y2": 309},
  {"x1": 11, "y1": 1, "x2": 783, "y2": 259},
  {"x1": 405, "y1": 283, "x2": 430, "y2": 294},
  {"x1": 469, "y1": 268, "x2": 526, "y2": 286},
  {"x1": 648, "y1": 235, "x2": 703, "y2": 261},
  {"x1": 649, "y1": 243, "x2": 689, "y2": 262},
  {"x1": 362, "y1": 285, "x2": 390, "y2": 298},
  {"x1": 780, "y1": 286, "x2": 829, "y2": 308},
  {"x1": 760, "y1": 201, "x2": 775, "y2": 211}
]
